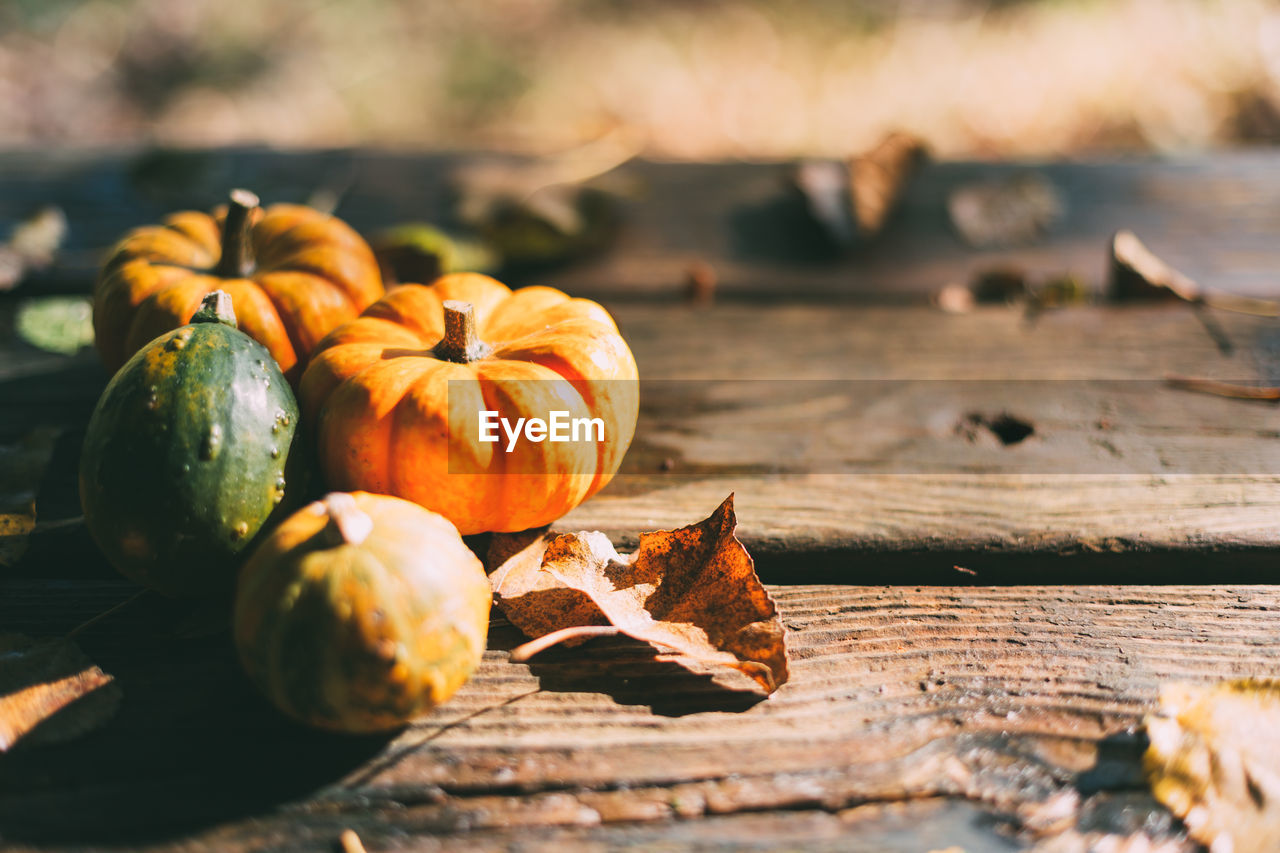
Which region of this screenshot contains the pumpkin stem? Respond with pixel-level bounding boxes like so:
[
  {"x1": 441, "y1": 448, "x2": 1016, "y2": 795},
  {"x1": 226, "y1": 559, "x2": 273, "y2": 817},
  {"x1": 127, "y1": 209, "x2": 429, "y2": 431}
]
[
  {"x1": 435, "y1": 300, "x2": 492, "y2": 363},
  {"x1": 191, "y1": 290, "x2": 238, "y2": 328},
  {"x1": 320, "y1": 493, "x2": 374, "y2": 547},
  {"x1": 215, "y1": 188, "x2": 260, "y2": 278}
]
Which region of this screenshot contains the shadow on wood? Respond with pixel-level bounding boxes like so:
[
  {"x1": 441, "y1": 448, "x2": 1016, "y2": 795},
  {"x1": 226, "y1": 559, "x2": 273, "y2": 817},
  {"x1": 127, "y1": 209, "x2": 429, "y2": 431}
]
[
  {"x1": 487, "y1": 622, "x2": 766, "y2": 717},
  {"x1": 0, "y1": 599, "x2": 394, "y2": 846}
]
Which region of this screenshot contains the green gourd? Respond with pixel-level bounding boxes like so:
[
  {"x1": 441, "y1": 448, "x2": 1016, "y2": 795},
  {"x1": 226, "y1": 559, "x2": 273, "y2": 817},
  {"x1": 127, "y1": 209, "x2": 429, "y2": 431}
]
[{"x1": 79, "y1": 291, "x2": 299, "y2": 597}]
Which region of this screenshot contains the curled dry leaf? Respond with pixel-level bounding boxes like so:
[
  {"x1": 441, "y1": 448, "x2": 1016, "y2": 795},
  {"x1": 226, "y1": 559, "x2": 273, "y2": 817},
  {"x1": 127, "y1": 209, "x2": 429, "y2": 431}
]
[
  {"x1": 1111, "y1": 230, "x2": 1280, "y2": 319},
  {"x1": 1145, "y1": 679, "x2": 1280, "y2": 853},
  {"x1": 849, "y1": 132, "x2": 927, "y2": 237},
  {"x1": 488, "y1": 495, "x2": 790, "y2": 693},
  {"x1": 796, "y1": 132, "x2": 926, "y2": 246},
  {"x1": 948, "y1": 172, "x2": 1062, "y2": 248},
  {"x1": 0, "y1": 634, "x2": 120, "y2": 751}
]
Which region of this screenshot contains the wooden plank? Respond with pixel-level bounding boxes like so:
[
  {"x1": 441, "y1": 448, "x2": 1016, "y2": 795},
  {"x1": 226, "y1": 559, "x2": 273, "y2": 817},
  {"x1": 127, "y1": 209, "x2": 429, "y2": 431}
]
[
  {"x1": 0, "y1": 580, "x2": 1251, "y2": 849},
  {"x1": 4, "y1": 148, "x2": 1280, "y2": 301},
  {"x1": 5, "y1": 303, "x2": 1280, "y2": 578}
]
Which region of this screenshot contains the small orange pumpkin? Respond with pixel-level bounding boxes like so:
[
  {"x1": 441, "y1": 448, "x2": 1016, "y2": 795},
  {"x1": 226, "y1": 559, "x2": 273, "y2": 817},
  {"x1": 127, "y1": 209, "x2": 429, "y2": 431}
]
[
  {"x1": 233, "y1": 491, "x2": 490, "y2": 733},
  {"x1": 299, "y1": 273, "x2": 638, "y2": 534},
  {"x1": 93, "y1": 189, "x2": 383, "y2": 382}
]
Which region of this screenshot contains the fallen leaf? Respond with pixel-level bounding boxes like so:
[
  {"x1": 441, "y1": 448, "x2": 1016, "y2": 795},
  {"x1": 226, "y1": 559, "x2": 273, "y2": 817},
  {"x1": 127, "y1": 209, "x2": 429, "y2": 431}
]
[
  {"x1": 1110, "y1": 230, "x2": 1280, "y2": 318},
  {"x1": 452, "y1": 134, "x2": 634, "y2": 269},
  {"x1": 0, "y1": 634, "x2": 120, "y2": 751},
  {"x1": 1145, "y1": 679, "x2": 1280, "y2": 853},
  {"x1": 489, "y1": 495, "x2": 789, "y2": 693},
  {"x1": 0, "y1": 206, "x2": 68, "y2": 291},
  {"x1": 0, "y1": 427, "x2": 61, "y2": 568},
  {"x1": 948, "y1": 172, "x2": 1062, "y2": 247},
  {"x1": 9, "y1": 206, "x2": 68, "y2": 270},
  {"x1": 795, "y1": 132, "x2": 927, "y2": 246},
  {"x1": 339, "y1": 829, "x2": 368, "y2": 853},
  {"x1": 682, "y1": 259, "x2": 717, "y2": 306},
  {"x1": 849, "y1": 132, "x2": 927, "y2": 237},
  {"x1": 372, "y1": 223, "x2": 498, "y2": 285},
  {"x1": 15, "y1": 296, "x2": 94, "y2": 355}
]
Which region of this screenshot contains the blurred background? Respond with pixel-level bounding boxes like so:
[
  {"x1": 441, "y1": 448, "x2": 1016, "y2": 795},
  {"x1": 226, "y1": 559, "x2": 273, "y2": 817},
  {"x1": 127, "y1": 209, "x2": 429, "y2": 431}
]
[{"x1": 3, "y1": 0, "x2": 1280, "y2": 158}]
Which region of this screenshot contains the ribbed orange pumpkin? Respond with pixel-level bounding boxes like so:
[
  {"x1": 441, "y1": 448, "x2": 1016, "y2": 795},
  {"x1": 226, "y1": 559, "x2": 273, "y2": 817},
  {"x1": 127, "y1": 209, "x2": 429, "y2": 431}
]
[
  {"x1": 233, "y1": 492, "x2": 490, "y2": 733},
  {"x1": 93, "y1": 189, "x2": 383, "y2": 382},
  {"x1": 299, "y1": 273, "x2": 638, "y2": 534}
]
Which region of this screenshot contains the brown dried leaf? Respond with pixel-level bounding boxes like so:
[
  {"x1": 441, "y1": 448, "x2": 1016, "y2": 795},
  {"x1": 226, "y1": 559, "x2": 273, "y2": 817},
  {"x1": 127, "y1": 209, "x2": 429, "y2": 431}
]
[
  {"x1": 10, "y1": 206, "x2": 68, "y2": 269},
  {"x1": 0, "y1": 427, "x2": 60, "y2": 568},
  {"x1": 0, "y1": 634, "x2": 120, "y2": 751},
  {"x1": 1110, "y1": 230, "x2": 1280, "y2": 318},
  {"x1": 489, "y1": 496, "x2": 789, "y2": 693},
  {"x1": 1145, "y1": 679, "x2": 1280, "y2": 853},
  {"x1": 795, "y1": 132, "x2": 927, "y2": 246},
  {"x1": 948, "y1": 172, "x2": 1062, "y2": 247},
  {"x1": 849, "y1": 131, "x2": 927, "y2": 237},
  {"x1": 1110, "y1": 230, "x2": 1201, "y2": 303}
]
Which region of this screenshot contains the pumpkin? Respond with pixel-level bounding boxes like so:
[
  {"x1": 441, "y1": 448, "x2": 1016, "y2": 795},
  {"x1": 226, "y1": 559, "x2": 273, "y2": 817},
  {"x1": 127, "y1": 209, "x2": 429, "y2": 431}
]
[
  {"x1": 79, "y1": 291, "x2": 299, "y2": 597},
  {"x1": 233, "y1": 491, "x2": 490, "y2": 733},
  {"x1": 299, "y1": 273, "x2": 638, "y2": 534},
  {"x1": 93, "y1": 189, "x2": 383, "y2": 383}
]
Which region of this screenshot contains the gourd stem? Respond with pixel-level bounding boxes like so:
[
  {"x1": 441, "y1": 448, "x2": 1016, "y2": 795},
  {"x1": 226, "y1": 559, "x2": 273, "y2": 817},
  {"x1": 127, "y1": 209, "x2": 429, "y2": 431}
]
[
  {"x1": 215, "y1": 188, "x2": 260, "y2": 278},
  {"x1": 321, "y1": 493, "x2": 374, "y2": 547},
  {"x1": 191, "y1": 290, "x2": 238, "y2": 328},
  {"x1": 435, "y1": 300, "x2": 491, "y2": 363}
]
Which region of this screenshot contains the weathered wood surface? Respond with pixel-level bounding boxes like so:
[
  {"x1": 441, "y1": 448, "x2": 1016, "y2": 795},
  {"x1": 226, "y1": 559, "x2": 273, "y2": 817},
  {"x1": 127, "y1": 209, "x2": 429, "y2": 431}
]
[
  {"x1": 7, "y1": 301, "x2": 1280, "y2": 579},
  {"x1": 5, "y1": 151, "x2": 1280, "y2": 851},
  {"x1": 4, "y1": 148, "x2": 1280, "y2": 302},
  {"x1": 3, "y1": 580, "x2": 1264, "y2": 850}
]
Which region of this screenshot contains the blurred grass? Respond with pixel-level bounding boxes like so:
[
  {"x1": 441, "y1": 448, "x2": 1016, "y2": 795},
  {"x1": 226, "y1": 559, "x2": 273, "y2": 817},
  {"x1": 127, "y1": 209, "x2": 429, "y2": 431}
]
[{"x1": 1, "y1": 0, "x2": 1278, "y2": 157}]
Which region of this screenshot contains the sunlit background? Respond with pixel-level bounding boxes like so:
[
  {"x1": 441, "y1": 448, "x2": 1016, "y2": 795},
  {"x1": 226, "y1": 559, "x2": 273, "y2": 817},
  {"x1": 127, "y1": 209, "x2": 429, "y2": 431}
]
[{"x1": 3, "y1": 0, "x2": 1280, "y2": 157}]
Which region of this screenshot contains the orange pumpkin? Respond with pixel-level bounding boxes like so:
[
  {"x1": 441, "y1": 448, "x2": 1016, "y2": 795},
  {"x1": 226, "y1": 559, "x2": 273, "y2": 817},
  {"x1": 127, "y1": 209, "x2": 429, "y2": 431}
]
[
  {"x1": 93, "y1": 189, "x2": 383, "y2": 382},
  {"x1": 233, "y1": 491, "x2": 490, "y2": 733},
  {"x1": 299, "y1": 273, "x2": 638, "y2": 534}
]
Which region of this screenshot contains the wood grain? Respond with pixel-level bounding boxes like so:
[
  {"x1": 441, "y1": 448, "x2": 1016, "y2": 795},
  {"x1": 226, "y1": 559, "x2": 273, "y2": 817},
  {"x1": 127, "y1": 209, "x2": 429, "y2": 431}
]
[
  {"x1": 0, "y1": 581, "x2": 1251, "y2": 849},
  {"x1": 6, "y1": 303, "x2": 1280, "y2": 580},
  {"x1": 5, "y1": 149, "x2": 1280, "y2": 302}
]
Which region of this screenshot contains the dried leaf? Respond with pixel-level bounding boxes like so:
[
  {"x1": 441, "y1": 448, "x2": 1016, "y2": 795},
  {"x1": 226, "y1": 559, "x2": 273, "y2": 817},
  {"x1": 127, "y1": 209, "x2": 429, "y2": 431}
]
[
  {"x1": 1110, "y1": 230, "x2": 1201, "y2": 303},
  {"x1": 1110, "y1": 230, "x2": 1280, "y2": 318},
  {"x1": 0, "y1": 427, "x2": 60, "y2": 568},
  {"x1": 490, "y1": 496, "x2": 789, "y2": 693},
  {"x1": 0, "y1": 246, "x2": 24, "y2": 292},
  {"x1": 0, "y1": 206, "x2": 68, "y2": 291},
  {"x1": 451, "y1": 134, "x2": 634, "y2": 269},
  {"x1": 372, "y1": 223, "x2": 498, "y2": 285},
  {"x1": 1145, "y1": 679, "x2": 1280, "y2": 853},
  {"x1": 15, "y1": 296, "x2": 94, "y2": 355},
  {"x1": 849, "y1": 132, "x2": 927, "y2": 237},
  {"x1": 0, "y1": 634, "x2": 120, "y2": 751},
  {"x1": 9, "y1": 206, "x2": 67, "y2": 269},
  {"x1": 795, "y1": 132, "x2": 926, "y2": 246},
  {"x1": 948, "y1": 172, "x2": 1062, "y2": 247}
]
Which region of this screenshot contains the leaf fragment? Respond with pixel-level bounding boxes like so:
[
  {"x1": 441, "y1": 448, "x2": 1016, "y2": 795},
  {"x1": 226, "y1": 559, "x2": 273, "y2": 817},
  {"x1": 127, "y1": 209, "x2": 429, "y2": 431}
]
[
  {"x1": 490, "y1": 495, "x2": 790, "y2": 693},
  {"x1": 796, "y1": 132, "x2": 927, "y2": 246},
  {"x1": 15, "y1": 296, "x2": 94, "y2": 355},
  {"x1": 372, "y1": 223, "x2": 498, "y2": 285},
  {"x1": 0, "y1": 206, "x2": 67, "y2": 291},
  {"x1": 0, "y1": 634, "x2": 120, "y2": 751},
  {"x1": 1145, "y1": 679, "x2": 1280, "y2": 853},
  {"x1": 0, "y1": 427, "x2": 61, "y2": 568}
]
